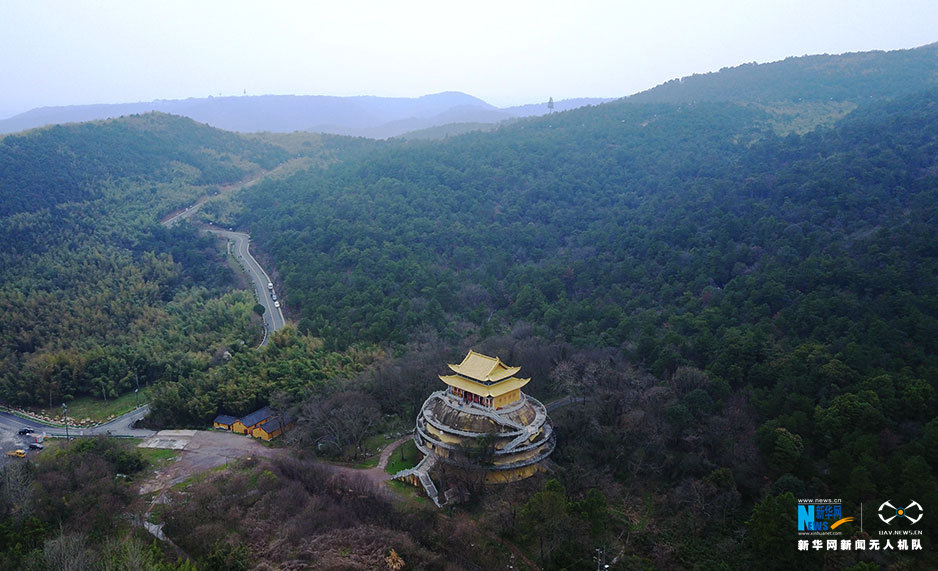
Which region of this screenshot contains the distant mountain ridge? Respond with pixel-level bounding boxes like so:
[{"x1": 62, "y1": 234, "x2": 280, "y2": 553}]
[
  {"x1": 0, "y1": 92, "x2": 610, "y2": 138},
  {"x1": 4, "y1": 42, "x2": 937, "y2": 138},
  {"x1": 0, "y1": 112, "x2": 288, "y2": 216}
]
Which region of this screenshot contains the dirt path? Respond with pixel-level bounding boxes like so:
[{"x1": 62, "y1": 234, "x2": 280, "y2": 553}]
[
  {"x1": 135, "y1": 429, "x2": 415, "y2": 549},
  {"x1": 138, "y1": 431, "x2": 412, "y2": 496},
  {"x1": 376, "y1": 435, "x2": 411, "y2": 472},
  {"x1": 322, "y1": 435, "x2": 412, "y2": 492}
]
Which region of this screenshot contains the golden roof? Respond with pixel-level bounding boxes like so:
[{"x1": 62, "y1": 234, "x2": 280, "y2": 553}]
[
  {"x1": 439, "y1": 374, "x2": 531, "y2": 398},
  {"x1": 447, "y1": 350, "x2": 521, "y2": 383}
]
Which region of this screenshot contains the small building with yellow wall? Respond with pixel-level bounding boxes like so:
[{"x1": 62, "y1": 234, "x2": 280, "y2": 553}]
[
  {"x1": 251, "y1": 415, "x2": 295, "y2": 441},
  {"x1": 213, "y1": 414, "x2": 237, "y2": 430},
  {"x1": 231, "y1": 406, "x2": 272, "y2": 435}
]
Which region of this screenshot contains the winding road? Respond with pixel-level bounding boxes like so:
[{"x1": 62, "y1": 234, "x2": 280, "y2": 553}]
[
  {"x1": 0, "y1": 405, "x2": 154, "y2": 439},
  {"x1": 160, "y1": 173, "x2": 286, "y2": 346},
  {"x1": 1, "y1": 172, "x2": 286, "y2": 454},
  {"x1": 160, "y1": 171, "x2": 268, "y2": 228},
  {"x1": 204, "y1": 226, "x2": 285, "y2": 343},
  {"x1": 0, "y1": 405, "x2": 155, "y2": 464}
]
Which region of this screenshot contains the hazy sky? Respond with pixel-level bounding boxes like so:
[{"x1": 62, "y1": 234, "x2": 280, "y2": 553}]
[{"x1": 2, "y1": 0, "x2": 936, "y2": 119}]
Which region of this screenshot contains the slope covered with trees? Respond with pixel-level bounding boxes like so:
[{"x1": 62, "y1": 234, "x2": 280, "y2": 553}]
[
  {"x1": 0, "y1": 112, "x2": 287, "y2": 216},
  {"x1": 231, "y1": 80, "x2": 938, "y2": 565},
  {"x1": 2, "y1": 45, "x2": 938, "y2": 568},
  {"x1": 0, "y1": 114, "x2": 290, "y2": 405},
  {"x1": 631, "y1": 42, "x2": 938, "y2": 135},
  {"x1": 631, "y1": 42, "x2": 938, "y2": 105}
]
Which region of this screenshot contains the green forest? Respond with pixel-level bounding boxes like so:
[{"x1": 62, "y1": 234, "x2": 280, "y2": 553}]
[
  {"x1": 226, "y1": 67, "x2": 938, "y2": 566},
  {"x1": 1, "y1": 44, "x2": 938, "y2": 568},
  {"x1": 0, "y1": 114, "x2": 291, "y2": 406}
]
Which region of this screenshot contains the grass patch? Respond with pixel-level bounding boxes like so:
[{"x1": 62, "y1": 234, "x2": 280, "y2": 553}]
[
  {"x1": 170, "y1": 463, "x2": 230, "y2": 491},
  {"x1": 351, "y1": 433, "x2": 403, "y2": 468},
  {"x1": 37, "y1": 387, "x2": 152, "y2": 424},
  {"x1": 387, "y1": 479, "x2": 428, "y2": 503},
  {"x1": 139, "y1": 448, "x2": 177, "y2": 465},
  {"x1": 385, "y1": 439, "x2": 419, "y2": 475},
  {"x1": 354, "y1": 456, "x2": 379, "y2": 469},
  {"x1": 362, "y1": 433, "x2": 389, "y2": 453}
]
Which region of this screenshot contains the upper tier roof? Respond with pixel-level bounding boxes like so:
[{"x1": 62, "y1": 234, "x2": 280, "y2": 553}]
[
  {"x1": 439, "y1": 374, "x2": 531, "y2": 398},
  {"x1": 447, "y1": 350, "x2": 521, "y2": 383}
]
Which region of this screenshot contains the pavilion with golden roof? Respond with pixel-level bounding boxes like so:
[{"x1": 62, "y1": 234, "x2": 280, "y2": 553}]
[
  {"x1": 440, "y1": 350, "x2": 531, "y2": 409},
  {"x1": 395, "y1": 350, "x2": 555, "y2": 506}
]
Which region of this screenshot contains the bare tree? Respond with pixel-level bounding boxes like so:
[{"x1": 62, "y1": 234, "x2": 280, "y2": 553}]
[
  {"x1": 0, "y1": 462, "x2": 34, "y2": 521},
  {"x1": 269, "y1": 389, "x2": 296, "y2": 438},
  {"x1": 297, "y1": 391, "x2": 381, "y2": 457},
  {"x1": 41, "y1": 533, "x2": 96, "y2": 571}
]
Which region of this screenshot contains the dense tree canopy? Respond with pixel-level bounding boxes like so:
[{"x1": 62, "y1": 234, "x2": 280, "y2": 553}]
[
  {"x1": 0, "y1": 114, "x2": 289, "y2": 405},
  {"x1": 2, "y1": 47, "x2": 938, "y2": 567},
  {"x1": 229, "y1": 86, "x2": 938, "y2": 566}
]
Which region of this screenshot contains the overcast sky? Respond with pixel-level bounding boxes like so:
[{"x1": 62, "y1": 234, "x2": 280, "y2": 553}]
[{"x1": 2, "y1": 0, "x2": 936, "y2": 119}]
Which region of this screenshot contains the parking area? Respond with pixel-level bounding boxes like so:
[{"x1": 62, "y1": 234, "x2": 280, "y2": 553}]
[
  {"x1": 137, "y1": 430, "x2": 197, "y2": 451},
  {"x1": 0, "y1": 422, "x2": 47, "y2": 467}
]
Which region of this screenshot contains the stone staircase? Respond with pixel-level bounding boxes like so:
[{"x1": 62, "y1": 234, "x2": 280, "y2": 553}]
[
  {"x1": 502, "y1": 395, "x2": 548, "y2": 452},
  {"x1": 393, "y1": 452, "x2": 442, "y2": 507}
]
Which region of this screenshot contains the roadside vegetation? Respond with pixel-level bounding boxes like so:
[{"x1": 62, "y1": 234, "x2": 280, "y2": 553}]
[
  {"x1": 0, "y1": 115, "x2": 289, "y2": 409},
  {"x1": 34, "y1": 387, "x2": 153, "y2": 424},
  {"x1": 144, "y1": 326, "x2": 381, "y2": 428}
]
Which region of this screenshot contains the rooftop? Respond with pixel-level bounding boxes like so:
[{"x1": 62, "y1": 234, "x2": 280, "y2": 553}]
[
  {"x1": 447, "y1": 350, "x2": 521, "y2": 384},
  {"x1": 257, "y1": 414, "x2": 294, "y2": 433},
  {"x1": 439, "y1": 374, "x2": 530, "y2": 398},
  {"x1": 239, "y1": 406, "x2": 272, "y2": 427}
]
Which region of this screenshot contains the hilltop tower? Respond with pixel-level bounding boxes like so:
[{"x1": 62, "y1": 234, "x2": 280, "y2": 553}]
[{"x1": 396, "y1": 350, "x2": 555, "y2": 506}]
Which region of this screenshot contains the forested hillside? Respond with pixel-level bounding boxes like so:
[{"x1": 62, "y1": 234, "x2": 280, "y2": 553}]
[
  {"x1": 632, "y1": 42, "x2": 938, "y2": 135},
  {"x1": 0, "y1": 113, "x2": 286, "y2": 216},
  {"x1": 2, "y1": 44, "x2": 937, "y2": 568},
  {"x1": 232, "y1": 81, "x2": 938, "y2": 565},
  {"x1": 631, "y1": 42, "x2": 938, "y2": 105},
  {"x1": 0, "y1": 114, "x2": 290, "y2": 405},
  {"x1": 237, "y1": 91, "x2": 938, "y2": 371}
]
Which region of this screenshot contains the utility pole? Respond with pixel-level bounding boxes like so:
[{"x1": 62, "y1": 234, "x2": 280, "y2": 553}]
[
  {"x1": 595, "y1": 546, "x2": 609, "y2": 571},
  {"x1": 62, "y1": 403, "x2": 70, "y2": 449}
]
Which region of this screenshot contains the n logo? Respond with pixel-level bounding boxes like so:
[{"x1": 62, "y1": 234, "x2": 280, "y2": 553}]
[{"x1": 798, "y1": 505, "x2": 814, "y2": 531}]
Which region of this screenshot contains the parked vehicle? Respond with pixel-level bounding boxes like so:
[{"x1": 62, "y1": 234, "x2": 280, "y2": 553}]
[
  {"x1": 267, "y1": 282, "x2": 273, "y2": 290},
  {"x1": 28, "y1": 443, "x2": 43, "y2": 450},
  {"x1": 274, "y1": 301, "x2": 280, "y2": 308},
  {"x1": 6, "y1": 450, "x2": 25, "y2": 458}
]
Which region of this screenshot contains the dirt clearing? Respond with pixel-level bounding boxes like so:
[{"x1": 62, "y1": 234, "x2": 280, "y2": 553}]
[{"x1": 138, "y1": 430, "x2": 283, "y2": 494}]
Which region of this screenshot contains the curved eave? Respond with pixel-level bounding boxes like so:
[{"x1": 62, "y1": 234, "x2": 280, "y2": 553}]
[{"x1": 439, "y1": 374, "x2": 530, "y2": 397}]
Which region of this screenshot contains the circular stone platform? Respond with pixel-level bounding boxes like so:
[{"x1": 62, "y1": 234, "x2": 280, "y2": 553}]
[{"x1": 413, "y1": 389, "x2": 555, "y2": 483}]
